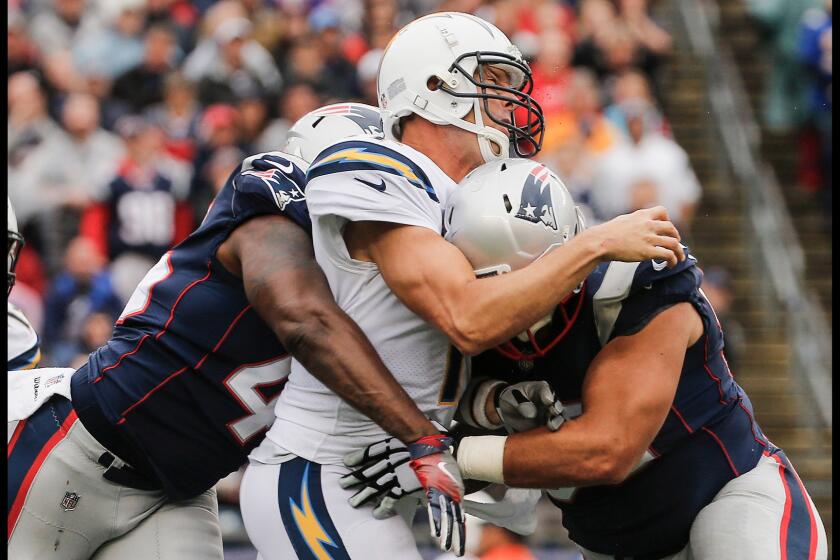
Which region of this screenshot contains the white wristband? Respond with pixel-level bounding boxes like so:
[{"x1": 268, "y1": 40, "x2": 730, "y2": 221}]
[{"x1": 457, "y1": 435, "x2": 507, "y2": 484}]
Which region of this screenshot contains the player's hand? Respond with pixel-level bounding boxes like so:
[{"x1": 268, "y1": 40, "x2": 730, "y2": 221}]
[
  {"x1": 407, "y1": 435, "x2": 466, "y2": 557},
  {"x1": 340, "y1": 437, "x2": 422, "y2": 519},
  {"x1": 586, "y1": 206, "x2": 685, "y2": 267},
  {"x1": 495, "y1": 381, "x2": 566, "y2": 433}
]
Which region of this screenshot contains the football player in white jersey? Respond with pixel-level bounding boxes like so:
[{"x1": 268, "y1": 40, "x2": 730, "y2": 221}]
[
  {"x1": 8, "y1": 198, "x2": 41, "y2": 371},
  {"x1": 240, "y1": 11, "x2": 687, "y2": 560}
]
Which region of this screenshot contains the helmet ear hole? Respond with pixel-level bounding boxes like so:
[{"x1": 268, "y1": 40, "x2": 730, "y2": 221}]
[{"x1": 427, "y1": 77, "x2": 442, "y2": 91}]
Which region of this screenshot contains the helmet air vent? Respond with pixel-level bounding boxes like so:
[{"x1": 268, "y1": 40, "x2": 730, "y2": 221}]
[{"x1": 502, "y1": 194, "x2": 512, "y2": 213}]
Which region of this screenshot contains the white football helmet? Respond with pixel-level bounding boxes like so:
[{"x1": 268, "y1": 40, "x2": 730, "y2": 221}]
[
  {"x1": 377, "y1": 12, "x2": 544, "y2": 163},
  {"x1": 284, "y1": 103, "x2": 384, "y2": 164},
  {"x1": 8, "y1": 197, "x2": 24, "y2": 296},
  {"x1": 444, "y1": 158, "x2": 586, "y2": 360}
]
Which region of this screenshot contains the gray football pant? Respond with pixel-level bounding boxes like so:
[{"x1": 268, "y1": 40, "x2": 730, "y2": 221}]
[
  {"x1": 579, "y1": 451, "x2": 827, "y2": 560},
  {"x1": 8, "y1": 407, "x2": 223, "y2": 559}
]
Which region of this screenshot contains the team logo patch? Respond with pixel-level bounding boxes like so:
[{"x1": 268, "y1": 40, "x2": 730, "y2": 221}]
[
  {"x1": 60, "y1": 492, "x2": 81, "y2": 511},
  {"x1": 515, "y1": 164, "x2": 557, "y2": 230},
  {"x1": 241, "y1": 167, "x2": 306, "y2": 211},
  {"x1": 45, "y1": 374, "x2": 65, "y2": 389},
  {"x1": 273, "y1": 186, "x2": 306, "y2": 211}
]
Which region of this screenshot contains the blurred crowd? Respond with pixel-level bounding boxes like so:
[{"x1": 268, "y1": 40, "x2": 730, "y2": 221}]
[{"x1": 745, "y1": 0, "x2": 832, "y2": 227}]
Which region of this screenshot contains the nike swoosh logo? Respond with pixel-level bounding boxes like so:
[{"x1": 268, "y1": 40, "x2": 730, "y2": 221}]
[
  {"x1": 651, "y1": 259, "x2": 668, "y2": 271},
  {"x1": 355, "y1": 177, "x2": 386, "y2": 192},
  {"x1": 436, "y1": 462, "x2": 459, "y2": 485},
  {"x1": 267, "y1": 160, "x2": 295, "y2": 174}
]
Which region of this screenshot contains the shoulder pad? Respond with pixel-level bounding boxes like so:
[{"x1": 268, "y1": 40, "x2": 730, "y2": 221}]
[
  {"x1": 590, "y1": 261, "x2": 642, "y2": 346},
  {"x1": 307, "y1": 139, "x2": 439, "y2": 202},
  {"x1": 632, "y1": 247, "x2": 698, "y2": 287},
  {"x1": 588, "y1": 247, "x2": 699, "y2": 345}
]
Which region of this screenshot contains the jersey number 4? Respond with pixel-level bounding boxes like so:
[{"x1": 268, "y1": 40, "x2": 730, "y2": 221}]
[{"x1": 224, "y1": 356, "x2": 292, "y2": 444}]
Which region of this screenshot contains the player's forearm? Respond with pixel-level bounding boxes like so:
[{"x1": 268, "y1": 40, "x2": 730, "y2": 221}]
[
  {"x1": 448, "y1": 233, "x2": 605, "y2": 354},
  {"x1": 283, "y1": 307, "x2": 439, "y2": 443},
  {"x1": 504, "y1": 418, "x2": 635, "y2": 486},
  {"x1": 458, "y1": 417, "x2": 637, "y2": 488},
  {"x1": 235, "y1": 216, "x2": 439, "y2": 443}
]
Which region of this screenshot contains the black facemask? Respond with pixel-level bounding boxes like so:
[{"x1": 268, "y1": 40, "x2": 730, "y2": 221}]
[{"x1": 443, "y1": 51, "x2": 545, "y2": 158}]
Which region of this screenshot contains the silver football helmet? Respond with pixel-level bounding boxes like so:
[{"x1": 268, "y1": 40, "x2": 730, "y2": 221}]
[
  {"x1": 444, "y1": 158, "x2": 584, "y2": 275},
  {"x1": 284, "y1": 103, "x2": 384, "y2": 164},
  {"x1": 444, "y1": 158, "x2": 586, "y2": 359},
  {"x1": 8, "y1": 197, "x2": 24, "y2": 296}
]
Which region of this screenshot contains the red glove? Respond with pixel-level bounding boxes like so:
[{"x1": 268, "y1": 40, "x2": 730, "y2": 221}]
[{"x1": 408, "y1": 434, "x2": 466, "y2": 556}]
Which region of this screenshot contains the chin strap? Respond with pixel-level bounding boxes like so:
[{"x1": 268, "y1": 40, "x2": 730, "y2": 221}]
[{"x1": 470, "y1": 98, "x2": 509, "y2": 163}]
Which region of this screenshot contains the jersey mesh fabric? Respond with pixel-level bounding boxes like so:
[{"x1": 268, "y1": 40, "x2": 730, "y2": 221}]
[{"x1": 263, "y1": 139, "x2": 464, "y2": 465}]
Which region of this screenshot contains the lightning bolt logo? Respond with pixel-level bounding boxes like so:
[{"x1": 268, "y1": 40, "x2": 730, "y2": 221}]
[{"x1": 290, "y1": 463, "x2": 338, "y2": 560}]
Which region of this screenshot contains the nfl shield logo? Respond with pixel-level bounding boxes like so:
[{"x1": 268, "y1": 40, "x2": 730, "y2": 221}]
[{"x1": 60, "y1": 492, "x2": 80, "y2": 511}]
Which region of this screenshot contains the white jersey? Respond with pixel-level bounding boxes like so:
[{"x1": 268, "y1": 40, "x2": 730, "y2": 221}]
[
  {"x1": 8, "y1": 302, "x2": 40, "y2": 371},
  {"x1": 258, "y1": 138, "x2": 468, "y2": 465}
]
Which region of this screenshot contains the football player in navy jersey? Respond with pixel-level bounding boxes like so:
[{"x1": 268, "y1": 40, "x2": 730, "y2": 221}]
[
  {"x1": 7, "y1": 104, "x2": 457, "y2": 560},
  {"x1": 342, "y1": 159, "x2": 827, "y2": 560}
]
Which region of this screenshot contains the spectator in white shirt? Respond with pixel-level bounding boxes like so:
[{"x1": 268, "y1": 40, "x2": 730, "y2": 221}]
[
  {"x1": 590, "y1": 99, "x2": 701, "y2": 230},
  {"x1": 14, "y1": 93, "x2": 124, "y2": 271}
]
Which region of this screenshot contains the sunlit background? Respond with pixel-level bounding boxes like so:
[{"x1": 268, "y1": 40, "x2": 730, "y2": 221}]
[{"x1": 7, "y1": 0, "x2": 831, "y2": 558}]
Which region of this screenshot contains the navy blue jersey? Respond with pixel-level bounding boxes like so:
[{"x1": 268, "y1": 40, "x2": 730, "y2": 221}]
[
  {"x1": 71, "y1": 152, "x2": 310, "y2": 500},
  {"x1": 471, "y1": 253, "x2": 770, "y2": 558}
]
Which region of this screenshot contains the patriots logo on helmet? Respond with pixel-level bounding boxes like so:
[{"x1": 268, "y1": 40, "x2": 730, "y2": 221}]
[
  {"x1": 515, "y1": 165, "x2": 557, "y2": 230},
  {"x1": 311, "y1": 104, "x2": 383, "y2": 137}
]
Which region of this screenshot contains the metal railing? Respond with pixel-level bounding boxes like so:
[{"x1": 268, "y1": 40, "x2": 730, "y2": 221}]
[{"x1": 675, "y1": 0, "x2": 832, "y2": 428}]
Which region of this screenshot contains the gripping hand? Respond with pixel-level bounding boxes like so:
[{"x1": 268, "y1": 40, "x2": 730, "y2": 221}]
[
  {"x1": 496, "y1": 381, "x2": 566, "y2": 433},
  {"x1": 341, "y1": 434, "x2": 466, "y2": 555},
  {"x1": 340, "y1": 437, "x2": 421, "y2": 519},
  {"x1": 408, "y1": 435, "x2": 466, "y2": 556}
]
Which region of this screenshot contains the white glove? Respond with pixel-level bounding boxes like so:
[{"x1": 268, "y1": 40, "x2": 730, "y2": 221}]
[
  {"x1": 495, "y1": 381, "x2": 566, "y2": 433},
  {"x1": 463, "y1": 487, "x2": 542, "y2": 536},
  {"x1": 340, "y1": 437, "x2": 422, "y2": 520},
  {"x1": 343, "y1": 435, "x2": 466, "y2": 556}
]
